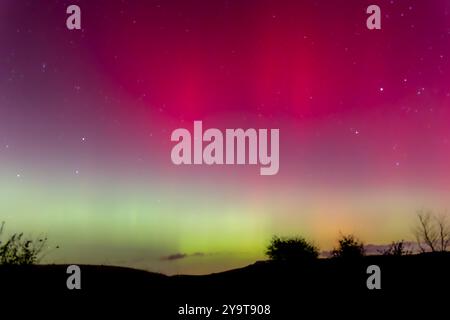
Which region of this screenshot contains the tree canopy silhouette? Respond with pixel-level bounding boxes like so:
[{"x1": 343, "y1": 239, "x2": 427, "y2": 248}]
[
  {"x1": 331, "y1": 234, "x2": 365, "y2": 259},
  {"x1": 266, "y1": 236, "x2": 319, "y2": 262}
]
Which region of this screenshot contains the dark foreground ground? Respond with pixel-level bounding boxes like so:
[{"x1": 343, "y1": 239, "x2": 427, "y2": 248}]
[{"x1": 1, "y1": 253, "x2": 449, "y2": 318}]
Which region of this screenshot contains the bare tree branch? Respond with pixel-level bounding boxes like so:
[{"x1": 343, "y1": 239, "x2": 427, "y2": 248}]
[
  {"x1": 414, "y1": 210, "x2": 450, "y2": 252},
  {"x1": 436, "y1": 214, "x2": 450, "y2": 251}
]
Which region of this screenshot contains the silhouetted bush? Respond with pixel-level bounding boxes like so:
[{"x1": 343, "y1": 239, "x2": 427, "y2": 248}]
[
  {"x1": 0, "y1": 222, "x2": 53, "y2": 265},
  {"x1": 266, "y1": 236, "x2": 319, "y2": 262},
  {"x1": 331, "y1": 234, "x2": 365, "y2": 259},
  {"x1": 381, "y1": 240, "x2": 411, "y2": 256}
]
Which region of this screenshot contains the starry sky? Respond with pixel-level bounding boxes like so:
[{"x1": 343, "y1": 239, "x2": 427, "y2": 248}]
[{"x1": 0, "y1": 0, "x2": 450, "y2": 274}]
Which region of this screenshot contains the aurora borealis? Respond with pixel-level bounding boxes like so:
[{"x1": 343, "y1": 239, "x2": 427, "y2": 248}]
[{"x1": 1, "y1": 0, "x2": 450, "y2": 274}]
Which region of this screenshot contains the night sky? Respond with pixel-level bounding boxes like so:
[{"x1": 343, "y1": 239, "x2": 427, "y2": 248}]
[{"x1": 1, "y1": 0, "x2": 450, "y2": 274}]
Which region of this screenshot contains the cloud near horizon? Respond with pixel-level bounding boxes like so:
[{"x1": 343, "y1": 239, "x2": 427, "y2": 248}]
[{"x1": 161, "y1": 252, "x2": 206, "y2": 261}]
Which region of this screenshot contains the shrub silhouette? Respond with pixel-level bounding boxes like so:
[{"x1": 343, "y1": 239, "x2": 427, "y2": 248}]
[
  {"x1": 331, "y1": 234, "x2": 365, "y2": 259},
  {"x1": 266, "y1": 236, "x2": 319, "y2": 262},
  {"x1": 381, "y1": 240, "x2": 411, "y2": 256},
  {"x1": 0, "y1": 222, "x2": 53, "y2": 265}
]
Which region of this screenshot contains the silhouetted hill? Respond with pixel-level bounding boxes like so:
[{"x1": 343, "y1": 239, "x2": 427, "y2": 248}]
[{"x1": 1, "y1": 253, "x2": 448, "y2": 318}]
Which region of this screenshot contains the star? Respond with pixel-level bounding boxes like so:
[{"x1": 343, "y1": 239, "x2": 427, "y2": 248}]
[{"x1": 379, "y1": 87, "x2": 384, "y2": 92}]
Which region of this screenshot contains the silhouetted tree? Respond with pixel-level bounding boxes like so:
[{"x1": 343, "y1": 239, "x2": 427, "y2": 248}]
[
  {"x1": 331, "y1": 234, "x2": 365, "y2": 259},
  {"x1": 414, "y1": 210, "x2": 449, "y2": 252},
  {"x1": 0, "y1": 222, "x2": 55, "y2": 265},
  {"x1": 436, "y1": 214, "x2": 450, "y2": 252},
  {"x1": 266, "y1": 236, "x2": 319, "y2": 262}
]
